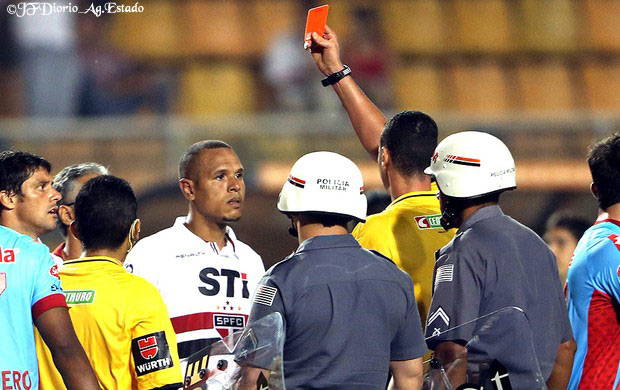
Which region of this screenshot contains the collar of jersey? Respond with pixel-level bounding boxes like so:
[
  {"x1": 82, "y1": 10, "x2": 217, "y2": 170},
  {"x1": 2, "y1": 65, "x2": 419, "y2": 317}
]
[
  {"x1": 387, "y1": 190, "x2": 438, "y2": 210},
  {"x1": 173, "y1": 216, "x2": 238, "y2": 257},
  {"x1": 63, "y1": 256, "x2": 123, "y2": 267},
  {"x1": 594, "y1": 218, "x2": 620, "y2": 228},
  {"x1": 296, "y1": 234, "x2": 359, "y2": 253}
]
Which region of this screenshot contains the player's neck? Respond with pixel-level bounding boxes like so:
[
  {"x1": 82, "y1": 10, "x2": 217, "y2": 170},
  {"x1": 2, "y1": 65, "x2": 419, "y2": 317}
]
[
  {"x1": 600, "y1": 203, "x2": 620, "y2": 222},
  {"x1": 185, "y1": 210, "x2": 228, "y2": 249},
  {"x1": 63, "y1": 234, "x2": 83, "y2": 261},
  {"x1": 388, "y1": 172, "x2": 432, "y2": 200},
  {"x1": 83, "y1": 248, "x2": 126, "y2": 264},
  {"x1": 297, "y1": 222, "x2": 348, "y2": 244}
]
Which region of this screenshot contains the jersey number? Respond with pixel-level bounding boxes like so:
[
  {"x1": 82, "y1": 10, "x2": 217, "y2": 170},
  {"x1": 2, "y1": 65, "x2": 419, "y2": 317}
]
[{"x1": 0, "y1": 272, "x2": 6, "y2": 296}]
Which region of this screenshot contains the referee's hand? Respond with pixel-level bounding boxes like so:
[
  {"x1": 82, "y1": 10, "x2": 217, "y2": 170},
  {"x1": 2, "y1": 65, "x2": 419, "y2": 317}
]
[{"x1": 307, "y1": 25, "x2": 345, "y2": 76}]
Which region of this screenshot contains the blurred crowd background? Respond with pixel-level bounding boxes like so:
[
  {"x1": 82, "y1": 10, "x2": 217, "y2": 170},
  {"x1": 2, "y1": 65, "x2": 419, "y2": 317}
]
[{"x1": 0, "y1": 0, "x2": 618, "y2": 266}]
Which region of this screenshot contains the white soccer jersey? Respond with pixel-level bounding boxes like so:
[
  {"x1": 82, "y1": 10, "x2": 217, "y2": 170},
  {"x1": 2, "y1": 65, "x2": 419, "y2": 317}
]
[{"x1": 125, "y1": 217, "x2": 265, "y2": 361}]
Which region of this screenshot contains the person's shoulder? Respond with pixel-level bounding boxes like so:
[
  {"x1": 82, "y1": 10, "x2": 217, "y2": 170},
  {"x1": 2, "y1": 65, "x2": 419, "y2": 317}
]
[
  {"x1": 136, "y1": 224, "x2": 178, "y2": 246},
  {"x1": 231, "y1": 238, "x2": 262, "y2": 261},
  {"x1": 262, "y1": 252, "x2": 297, "y2": 281},
  {"x1": 121, "y1": 272, "x2": 162, "y2": 300},
  {"x1": 362, "y1": 248, "x2": 415, "y2": 286},
  {"x1": 127, "y1": 225, "x2": 179, "y2": 263},
  {"x1": 0, "y1": 227, "x2": 51, "y2": 262},
  {"x1": 582, "y1": 227, "x2": 620, "y2": 262}
]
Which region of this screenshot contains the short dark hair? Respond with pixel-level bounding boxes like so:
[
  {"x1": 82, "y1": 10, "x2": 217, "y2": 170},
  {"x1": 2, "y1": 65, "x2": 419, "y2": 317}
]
[
  {"x1": 74, "y1": 175, "x2": 137, "y2": 251},
  {"x1": 0, "y1": 151, "x2": 51, "y2": 213},
  {"x1": 588, "y1": 133, "x2": 620, "y2": 210},
  {"x1": 179, "y1": 140, "x2": 232, "y2": 180},
  {"x1": 300, "y1": 212, "x2": 352, "y2": 228},
  {"x1": 53, "y1": 162, "x2": 109, "y2": 237},
  {"x1": 379, "y1": 111, "x2": 438, "y2": 177},
  {"x1": 545, "y1": 211, "x2": 590, "y2": 241}
]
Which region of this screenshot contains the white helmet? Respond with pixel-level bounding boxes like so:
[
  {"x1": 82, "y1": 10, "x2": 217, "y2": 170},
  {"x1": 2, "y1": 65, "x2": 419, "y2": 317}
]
[
  {"x1": 277, "y1": 151, "x2": 367, "y2": 221},
  {"x1": 424, "y1": 131, "x2": 516, "y2": 198}
]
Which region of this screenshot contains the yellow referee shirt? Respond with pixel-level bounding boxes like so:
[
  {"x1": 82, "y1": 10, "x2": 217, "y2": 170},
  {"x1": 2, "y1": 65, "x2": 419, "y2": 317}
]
[
  {"x1": 36, "y1": 256, "x2": 183, "y2": 390},
  {"x1": 352, "y1": 187, "x2": 455, "y2": 325}
]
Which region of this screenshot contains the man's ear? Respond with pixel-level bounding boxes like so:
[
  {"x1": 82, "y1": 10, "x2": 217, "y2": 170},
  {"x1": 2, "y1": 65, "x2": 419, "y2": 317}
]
[
  {"x1": 380, "y1": 146, "x2": 391, "y2": 168},
  {"x1": 179, "y1": 178, "x2": 195, "y2": 201},
  {"x1": 69, "y1": 221, "x2": 80, "y2": 241},
  {"x1": 590, "y1": 182, "x2": 599, "y2": 201},
  {"x1": 131, "y1": 219, "x2": 141, "y2": 241},
  {"x1": 0, "y1": 191, "x2": 16, "y2": 211},
  {"x1": 58, "y1": 205, "x2": 74, "y2": 229}
]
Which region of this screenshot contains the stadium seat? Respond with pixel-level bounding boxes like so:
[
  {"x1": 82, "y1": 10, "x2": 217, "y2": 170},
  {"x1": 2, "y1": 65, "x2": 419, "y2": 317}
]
[
  {"x1": 582, "y1": 60, "x2": 620, "y2": 111},
  {"x1": 452, "y1": 0, "x2": 512, "y2": 53},
  {"x1": 381, "y1": 0, "x2": 448, "y2": 54},
  {"x1": 516, "y1": 61, "x2": 575, "y2": 112},
  {"x1": 250, "y1": 1, "x2": 297, "y2": 54},
  {"x1": 180, "y1": 1, "x2": 250, "y2": 57},
  {"x1": 449, "y1": 60, "x2": 509, "y2": 114},
  {"x1": 517, "y1": 0, "x2": 577, "y2": 53},
  {"x1": 179, "y1": 63, "x2": 256, "y2": 115},
  {"x1": 393, "y1": 62, "x2": 444, "y2": 114},
  {"x1": 110, "y1": 0, "x2": 180, "y2": 58},
  {"x1": 581, "y1": 0, "x2": 620, "y2": 51}
]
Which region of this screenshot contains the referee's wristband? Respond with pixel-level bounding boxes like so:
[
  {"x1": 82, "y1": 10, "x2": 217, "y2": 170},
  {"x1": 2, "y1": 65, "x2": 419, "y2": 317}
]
[{"x1": 321, "y1": 65, "x2": 351, "y2": 87}]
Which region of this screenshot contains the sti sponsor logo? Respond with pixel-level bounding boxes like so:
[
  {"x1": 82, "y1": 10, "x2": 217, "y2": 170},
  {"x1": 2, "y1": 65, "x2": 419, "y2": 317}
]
[
  {"x1": 317, "y1": 178, "x2": 349, "y2": 191},
  {"x1": 65, "y1": 290, "x2": 95, "y2": 305},
  {"x1": 1, "y1": 370, "x2": 32, "y2": 390},
  {"x1": 198, "y1": 268, "x2": 250, "y2": 298},
  {"x1": 415, "y1": 215, "x2": 443, "y2": 230},
  {"x1": 0, "y1": 246, "x2": 18, "y2": 263}
]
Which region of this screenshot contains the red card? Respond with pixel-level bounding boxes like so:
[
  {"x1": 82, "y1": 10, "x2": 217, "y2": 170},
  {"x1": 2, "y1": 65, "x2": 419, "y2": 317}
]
[{"x1": 304, "y1": 5, "x2": 329, "y2": 47}]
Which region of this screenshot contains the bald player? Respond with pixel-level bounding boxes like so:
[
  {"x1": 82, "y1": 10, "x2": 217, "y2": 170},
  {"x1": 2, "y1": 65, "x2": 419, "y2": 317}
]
[{"x1": 125, "y1": 140, "x2": 265, "y2": 365}]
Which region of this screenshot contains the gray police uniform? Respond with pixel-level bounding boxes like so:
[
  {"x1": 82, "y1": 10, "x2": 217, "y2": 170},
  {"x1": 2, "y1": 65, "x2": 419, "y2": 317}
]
[
  {"x1": 249, "y1": 234, "x2": 427, "y2": 389},
  {"x1": 425, "y1": 205, "x2": 573, "y2": 388}
]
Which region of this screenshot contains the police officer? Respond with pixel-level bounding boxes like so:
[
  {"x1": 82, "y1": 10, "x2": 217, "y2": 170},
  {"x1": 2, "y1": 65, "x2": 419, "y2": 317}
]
[
  {"x1": 243, "y1": 151, "x2": 427, "y2": 390},
  {"x1": 424, "y1": 132, "x2": 576, "y2": 390}
]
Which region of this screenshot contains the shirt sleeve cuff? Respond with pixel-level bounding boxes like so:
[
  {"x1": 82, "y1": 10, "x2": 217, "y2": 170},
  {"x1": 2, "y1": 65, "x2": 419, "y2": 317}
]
[
  {"x1": 32, "y1": 294, "x2": 68, "y2": 320},
  {"x1": 390, "y1": 343, "x2": 428, "y2": 361}
]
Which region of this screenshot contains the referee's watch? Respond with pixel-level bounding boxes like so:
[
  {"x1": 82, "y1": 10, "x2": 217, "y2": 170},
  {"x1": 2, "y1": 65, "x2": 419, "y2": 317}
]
[{"x1": 321, "y1": 65, "x2": 351, "y2": 87}]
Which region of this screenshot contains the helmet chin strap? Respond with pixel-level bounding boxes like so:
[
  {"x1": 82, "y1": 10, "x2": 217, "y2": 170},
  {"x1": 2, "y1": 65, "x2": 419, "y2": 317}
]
[
  {"x1": 288, "y1": 219, "x2": 299, "y2": 238},
  {"x1": 439, "y1": 196, "x2": 461, "y2": 231}
]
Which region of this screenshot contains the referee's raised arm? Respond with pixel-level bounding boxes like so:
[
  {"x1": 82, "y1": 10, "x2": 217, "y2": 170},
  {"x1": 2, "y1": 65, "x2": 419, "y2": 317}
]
[{"x1": 308, "y1": 25, "x2": 386, "y2": 160}]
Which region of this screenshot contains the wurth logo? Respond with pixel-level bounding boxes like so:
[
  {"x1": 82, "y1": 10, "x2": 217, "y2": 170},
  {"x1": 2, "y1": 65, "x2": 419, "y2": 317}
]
[
  {"x1": 138, "y1": 336, "x2": 158, "y2": 359},
  {"x1": 131, "y1": 331, "x2": 173, "y2": 376},
  {"x1": 136, "y1": 358, "x2": 171, "y2": 374}
]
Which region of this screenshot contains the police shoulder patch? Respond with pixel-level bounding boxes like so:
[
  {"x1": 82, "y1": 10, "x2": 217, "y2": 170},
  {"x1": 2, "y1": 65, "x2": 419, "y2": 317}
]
[{"x1": 131, "y1": 331, "x2": 174, "y2": 376}]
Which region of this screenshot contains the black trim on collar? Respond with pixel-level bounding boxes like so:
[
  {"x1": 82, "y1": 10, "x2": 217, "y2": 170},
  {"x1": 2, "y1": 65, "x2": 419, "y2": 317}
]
[
  {"x1": 63, "y1": 258, "x2": 119, "y2": 266},
  {"x1": 392, "y1": 193, "x2": 436, "y2": 206}
]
